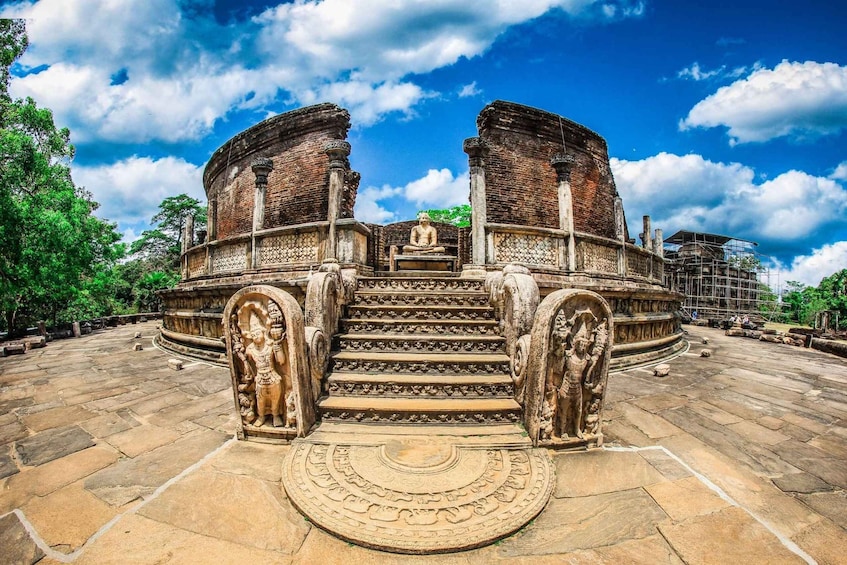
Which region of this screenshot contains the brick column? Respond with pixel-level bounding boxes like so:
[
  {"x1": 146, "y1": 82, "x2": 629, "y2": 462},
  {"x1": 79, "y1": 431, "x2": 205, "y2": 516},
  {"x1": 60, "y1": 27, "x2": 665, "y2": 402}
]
[
  {"x1": 251, "y1": 157, "x2": 273, "y2": 268},
  {"x1": 463, "y1": 137, "x2": 488, "y2": 265},
  {"x1": 324, "y1": 140, "x2": 351, "y2": 261},
  {"x1": 551, "y1": 154, "x2": 576, "y2": 272}
]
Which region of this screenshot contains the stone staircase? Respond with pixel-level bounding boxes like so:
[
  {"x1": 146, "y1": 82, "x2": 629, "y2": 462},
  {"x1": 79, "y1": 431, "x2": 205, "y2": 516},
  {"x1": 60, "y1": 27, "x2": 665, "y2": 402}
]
[{"x1": 317, "y1": 274, "x2": 522, "y2": 425}]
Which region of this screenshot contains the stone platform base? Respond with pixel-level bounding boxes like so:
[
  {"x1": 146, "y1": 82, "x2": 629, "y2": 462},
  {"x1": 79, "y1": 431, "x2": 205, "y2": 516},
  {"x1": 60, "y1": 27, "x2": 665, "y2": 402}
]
[{"x1": 282, "y1": 424, "x2": 554, "y2": 554}]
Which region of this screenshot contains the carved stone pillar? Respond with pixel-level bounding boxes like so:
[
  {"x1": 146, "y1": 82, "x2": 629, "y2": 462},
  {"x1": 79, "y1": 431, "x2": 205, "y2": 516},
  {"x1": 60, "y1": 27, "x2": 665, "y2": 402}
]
[
  {"x1": 324, "y1": 140, "x2": 351, "y2": 261},
  {"x1": 184, "y1": 213, "x2": 194, "y2": 251},
  {"x1": 251, "y1": 158, "x2": 273, "y2": 269},
  {"x1": 551, "y1": 154, "x2": 576, "y2": 272},
  {"x1": 463, "y1": 137, "x2": 488, "y2": 265}
]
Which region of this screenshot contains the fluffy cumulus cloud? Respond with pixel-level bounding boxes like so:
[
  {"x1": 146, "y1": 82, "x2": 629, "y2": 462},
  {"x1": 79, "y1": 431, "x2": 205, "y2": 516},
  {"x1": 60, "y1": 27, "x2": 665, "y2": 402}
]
[
  {"x1": 73, "y1": 156, "x2": 205, "y2": 239},
  {"x1": 776, "y1": 242, "x2": 847, "y2": 287},
  {"x1": 355, "y1": 168, "x2": 469, "y2": 223},
  {"x1": 3, "y1": 0, "x2": 642, "y2": 144},
  {"x1": 680, "y1": 60, "x2": 847, "y2": 144},
  {"x1": 611, "y1": 152, "x2": 847, "y2": 282}
]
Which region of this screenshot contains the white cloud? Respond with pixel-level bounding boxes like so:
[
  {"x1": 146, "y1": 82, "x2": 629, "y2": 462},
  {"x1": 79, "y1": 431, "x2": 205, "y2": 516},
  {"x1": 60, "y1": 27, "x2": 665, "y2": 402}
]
[
  {"x1": 675, "y1": 61, "x2": 760, "y2": 82},
  {"x1": 611, "y1": 153, "x2": 847, "y2": 243},
  {"x1": 73, "y1": 156, "x2": 205, "y2": 232},
  {"x1": 354, "y1": 185, "x2": 403, "y2": 224},
  {"x1": 458, "y1": 81, "x2": 482, "y2": 98},
  {"x1": 775, "y1": 241, "x2": 847, "y2": 287},
  {"x1": 4, "y1": 0, "x2": 642, "y2": 143},
  {"x1": 354, "y1": 168, "x2": 470, "y2": 223},
  {"x1": 680, "y1": 60, "x2": 847, "y2": 144},
  {"x1": 404, "y1": 168, "x2": 469, "y2": 208},
  {"x1": 830, "y1": 162, "x2": 847, "y2": 181}
]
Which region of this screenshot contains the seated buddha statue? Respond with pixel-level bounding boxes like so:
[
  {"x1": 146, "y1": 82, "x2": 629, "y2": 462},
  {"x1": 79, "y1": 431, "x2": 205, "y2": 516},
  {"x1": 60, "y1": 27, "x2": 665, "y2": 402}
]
[{"x1": 402, "y1": 212, "x2": 445, "y2": 254}]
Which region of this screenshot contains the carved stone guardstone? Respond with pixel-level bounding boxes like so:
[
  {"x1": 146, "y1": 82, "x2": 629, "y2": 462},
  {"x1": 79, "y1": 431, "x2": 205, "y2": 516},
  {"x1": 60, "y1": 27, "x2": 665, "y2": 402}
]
[
  {"x1": 283, "y1": 437, "x2": 554, "y2": 554},
  {"x1": 522, "y1": 289, "x2": 614, "y2": 448},
  {"x1": 223, "y1": 285, "x2": 316, "y2": 441}
]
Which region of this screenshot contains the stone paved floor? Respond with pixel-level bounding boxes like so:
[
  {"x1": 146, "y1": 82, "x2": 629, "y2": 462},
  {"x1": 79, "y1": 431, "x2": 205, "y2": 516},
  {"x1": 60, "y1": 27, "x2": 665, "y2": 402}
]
[{"x1": 0, "y1": 322, "x2": 845, "y2": 564}]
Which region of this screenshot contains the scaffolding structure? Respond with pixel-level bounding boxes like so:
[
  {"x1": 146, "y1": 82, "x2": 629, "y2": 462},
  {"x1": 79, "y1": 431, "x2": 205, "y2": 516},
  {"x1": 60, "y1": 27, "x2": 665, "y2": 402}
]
[{"x1": 663, "y1": 231, "x2": 780, "y2": 321}]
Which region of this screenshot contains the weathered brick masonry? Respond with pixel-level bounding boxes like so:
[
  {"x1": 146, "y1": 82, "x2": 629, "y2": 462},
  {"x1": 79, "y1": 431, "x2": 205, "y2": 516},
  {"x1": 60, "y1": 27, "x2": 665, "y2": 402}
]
[
  {"x1": 477, "y1": 101, "x2": 625, "y2": 240},
  {"x1": 204, "y1": 103, "x2": 355, "y2": 240}
]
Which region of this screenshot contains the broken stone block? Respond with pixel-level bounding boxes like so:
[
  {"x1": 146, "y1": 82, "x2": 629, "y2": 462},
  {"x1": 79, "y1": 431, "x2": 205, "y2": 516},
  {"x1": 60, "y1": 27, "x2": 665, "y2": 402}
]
[
  {"x1": 134, "y1": 332, "x2": 142, "y2": 339},
  {"x1": 3, "y1": 343, "x2": 26, "y2": 356},
  {"x1": 653, "y1": 364, "x2": 671, "y2": 377},
  {"x1": 725, "y1": 328, "x2": 744, "y2": 337},
  {"x1": 23, "y1": 336, "x2": 46, "y2": 350},
  {"x1": 133, "y1": 343, "x2": 143, "y2": 351},
  {"x1": 702, "y1": 338, "x2": 710, "y2": 345},
  {"x1": 168, "y1": 359, "x2": 184, "y2": 371},
  {"x1": 700, "y1": 349, "x2": 712, "y2": 357},
  {"x1": 72, "y1": 321, "x2": 82, "y2": 337}
]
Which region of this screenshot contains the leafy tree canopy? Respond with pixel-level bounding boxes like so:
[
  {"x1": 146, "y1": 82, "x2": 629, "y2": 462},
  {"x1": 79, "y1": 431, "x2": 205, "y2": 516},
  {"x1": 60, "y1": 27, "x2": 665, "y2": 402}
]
[
  {"x1": 420, "y1": 204, "x2": 471, "y2": 227},
  {"x1": 130, "y1": 194, "x2": 206, "y2": 270},
  {"x1": 0, "y1": 20, "x2": 124, "y2": 333}
]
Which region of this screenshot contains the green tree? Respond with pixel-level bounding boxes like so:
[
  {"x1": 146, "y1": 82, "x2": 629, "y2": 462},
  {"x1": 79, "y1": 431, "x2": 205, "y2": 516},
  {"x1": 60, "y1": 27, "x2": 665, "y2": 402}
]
[
  {"x1": 421, "y1": 204, "x2": 471, "y2": 227},
  {"x1": 0, "y1": 20, "x2": 124, "y2": 333},
  {"x1": 131, "y1": 194, "x2": 206, "y2": 270}
]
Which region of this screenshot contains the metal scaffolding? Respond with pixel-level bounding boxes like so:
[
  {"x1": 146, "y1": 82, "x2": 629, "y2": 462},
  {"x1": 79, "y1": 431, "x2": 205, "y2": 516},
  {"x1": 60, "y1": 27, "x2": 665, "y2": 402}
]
[{"x1": 663, "y1": 231, "x2": 780, "y2": 321}]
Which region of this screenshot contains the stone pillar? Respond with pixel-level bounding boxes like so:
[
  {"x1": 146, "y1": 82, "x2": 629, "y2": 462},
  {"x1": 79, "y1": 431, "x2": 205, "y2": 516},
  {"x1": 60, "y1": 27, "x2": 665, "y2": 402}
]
[
  {"x1": 641, "y1": 215, "x2": 652, "y2": 250},
  {"x1": 324, "y1": 140, "x2": 351, "y2": 261},
  {"x1": 185, "y1": 214, "x2": 195, "y2": 249},
  {"x1": 614, "y1": 196, "x2": 626, "y2": 276},
  {"x1": 653, "y1": 228, "x2": 664, "y2": 258},
  {"x1": 551, "y1": 154, "x2": 576, "y2": 272},
  {"x1": 463, "y1": 137, "x2": 488, "y2": 266},
  {"x1": 251, "y1": 158, "x2": 274, "y2": 269}
]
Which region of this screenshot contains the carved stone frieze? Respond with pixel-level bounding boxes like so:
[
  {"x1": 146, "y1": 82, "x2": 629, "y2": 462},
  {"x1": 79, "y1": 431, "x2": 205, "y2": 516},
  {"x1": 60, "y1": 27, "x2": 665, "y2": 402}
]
[
  {"x1": 338, "y1": 337, "x2": 504, "y2": 354},
  {"x1": 577, "y1": 241, "x2": 619, "y2": 274},
  {"x1": 330, "y1": 358, "x2": 510, "y2": 376},
  {"x1": 522, "y1": 289, "x2": 614, "y2": 448},
  {"x1": 211, "y1": 243, "x2": 247, "y2": 273},
  {"x1": 347, "y1": 306, "x2": 493, "y2": 321},
  {"x1": 326, "y1": 380, "x2": 515, "y2": 398},
  {"x1": 342, "y1": 320, "x2": 500, "y2": 336},
  {"x1": 283, "y1": 441, "x2": 554, "y2": 553},
  {"x1": 357, "y1": 278, "x2": 485, "y2": 292},
  {"x1": 319, "y1": 409, "x2": 520, "y2": 424},
  {"x1": 257, "y1": 232, "x2": 318, "y2": 266},
  {"x1": 492, "y1": 232, "x2": 558, "y2": 267},
  {"x1": 353, "y1": 293, "x2": 490, "y2": 307},
  {"x1": 223, "y1": 285, "x2": 315, "y2": 440}
]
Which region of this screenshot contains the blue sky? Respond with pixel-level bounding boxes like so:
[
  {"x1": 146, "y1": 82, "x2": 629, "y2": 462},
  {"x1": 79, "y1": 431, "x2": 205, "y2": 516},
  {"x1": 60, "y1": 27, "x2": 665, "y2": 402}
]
[{"x1": 3, "y1": 0, "x2": 846, "y2": 289}]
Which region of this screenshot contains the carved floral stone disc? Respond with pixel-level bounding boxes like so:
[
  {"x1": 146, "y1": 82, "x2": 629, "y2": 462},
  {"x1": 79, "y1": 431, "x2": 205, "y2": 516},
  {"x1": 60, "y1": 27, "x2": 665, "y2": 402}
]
[{"x1": 282, "y1": 439, "x2": 554, "y2": 553}]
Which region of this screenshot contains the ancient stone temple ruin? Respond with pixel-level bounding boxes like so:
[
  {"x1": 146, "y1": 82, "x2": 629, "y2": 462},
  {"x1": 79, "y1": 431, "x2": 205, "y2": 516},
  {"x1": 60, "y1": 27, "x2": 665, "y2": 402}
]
[{"x1": 157, "y1": 101, "x2": 684, "y2": 553}]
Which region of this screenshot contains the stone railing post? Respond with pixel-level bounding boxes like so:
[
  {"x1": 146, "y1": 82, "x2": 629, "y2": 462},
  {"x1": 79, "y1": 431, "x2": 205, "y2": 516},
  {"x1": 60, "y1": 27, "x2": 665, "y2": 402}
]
[
  {"x1": 463, "y1": 137, "x2": 488, "y2": 266},
  {"x1": 251, "y1": 157, "x2": 274, "y2": 268},
  {"x1": 324, "y1": 140, "x2": 351, "y2": 261},
  {"x1": 614, "y1": 196, "x2": 626, "y2": 276},
  {"x1": 551, "y1": 154, "x2": 576, "y2": 272},
  {"x1": 641, "y1": 215, "x2": 652, "y2": 251}
]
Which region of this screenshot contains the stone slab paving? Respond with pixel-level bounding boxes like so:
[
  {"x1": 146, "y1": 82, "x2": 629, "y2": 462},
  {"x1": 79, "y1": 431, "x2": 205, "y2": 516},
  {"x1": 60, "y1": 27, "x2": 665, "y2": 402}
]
[{"x1": 0, "y1": 323, "x2": 845, "y2": 562}]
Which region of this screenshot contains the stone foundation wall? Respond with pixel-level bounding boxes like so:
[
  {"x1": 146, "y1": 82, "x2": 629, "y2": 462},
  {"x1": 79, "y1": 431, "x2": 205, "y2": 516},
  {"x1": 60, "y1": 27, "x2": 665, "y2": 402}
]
[{"x1": 476, "y1": 101, "x2": 623, "y2": 241}]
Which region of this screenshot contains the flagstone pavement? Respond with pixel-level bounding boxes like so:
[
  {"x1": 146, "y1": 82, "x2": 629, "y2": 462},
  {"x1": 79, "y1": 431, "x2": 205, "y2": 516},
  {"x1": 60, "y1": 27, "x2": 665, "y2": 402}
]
[{"x1": 1, "y1": 321, "x2": 845, "y2": 564}]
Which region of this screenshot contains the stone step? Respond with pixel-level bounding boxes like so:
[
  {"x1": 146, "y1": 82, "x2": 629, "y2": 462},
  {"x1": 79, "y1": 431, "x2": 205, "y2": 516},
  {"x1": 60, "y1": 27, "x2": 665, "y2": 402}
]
[
  {"x1": 330, "y1": 351, "x2": 511, "y2": 375},
  {"x1": 327, "y1": 372, "x2": 515, "y2": 398},
  {"x1": 337, "y1": 334, "x2": 505, "y2": 354},
  {"x1": 351, "y1": 291, "x2": 490, "y2": 307},
  {"x1": 346, "y1": 304, "x2": 494, "y2": 321},
  {"x1": 357, "y1": 277, "x2": 485, "y2": 292},
  {"x1": 340, "y1": 318, "x2": 501, "y2": 336},
  {"x1": 317, "y1": 396, "x2": 522, "y2": 425}
]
